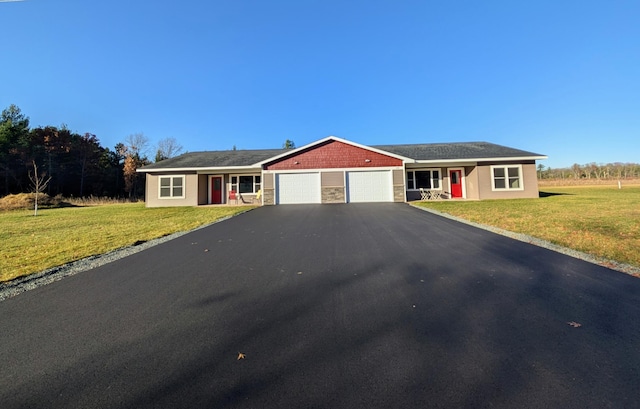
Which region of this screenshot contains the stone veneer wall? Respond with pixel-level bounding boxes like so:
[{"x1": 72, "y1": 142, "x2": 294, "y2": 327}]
[
  {"x1": 392, "y1": 169, "x2": 405, "y2": 202},
  {"x1": 393, "y1": 185, "x2": 405, "y2": 202},
  {"x1": 321, "y1": 187, "x2": 345, "y2": 203},
  {"x1": 263, "y1": 188, "x2": 275, "y2": 205}
]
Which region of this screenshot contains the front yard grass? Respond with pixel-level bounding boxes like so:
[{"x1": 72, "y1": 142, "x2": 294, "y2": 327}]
[
  {"x1": 0, "y1": 204, "x2": 255, "y2": 282},
  {"x1": 414, "y1": 186, "x2": 640, "y2": 270}
]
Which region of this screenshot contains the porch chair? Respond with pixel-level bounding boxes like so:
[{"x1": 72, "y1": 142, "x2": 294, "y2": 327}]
[
  {"x1": 238, "y1": 189, "x2": 262, "y2": 204},
  {"x1": 228, "y1": 190, "x2": 238, "y2": 204}
]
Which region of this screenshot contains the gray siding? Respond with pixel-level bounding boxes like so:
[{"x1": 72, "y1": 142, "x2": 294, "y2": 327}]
[
  {"x1": 476, "y1": 161, "x2": 539, "y2": 199},
  {"x1": 263, "y1": 173, "x2": 275, "y2": 205},
  {"x1": 145, "y1": 172, "x2": 199, "y2": 207},
  {"x1": 198, "y1": 174, "x2": 208, "y2": 205},
  {"x1": 321, "y1": 171, "x2": 344, "y2": 187}
]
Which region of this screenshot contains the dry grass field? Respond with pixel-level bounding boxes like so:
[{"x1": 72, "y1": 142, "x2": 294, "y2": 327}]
[
  {"x1": 414, "y1": 185, "x2": 640, "y2": 272},
  {"x1": 538, "y1": 178, "x2": 640, "y2": 187}
]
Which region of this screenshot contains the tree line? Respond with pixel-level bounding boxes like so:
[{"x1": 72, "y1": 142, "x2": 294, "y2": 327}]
[
  {"x1": 5, "y1": 102, "x2": 635, "y2": 195},
  {"x1": 537, "y1": 162, "x2": 640, "y2": 180},
  {"x1": 0, "y1": 104, "x2": 182, "y2": 199}
]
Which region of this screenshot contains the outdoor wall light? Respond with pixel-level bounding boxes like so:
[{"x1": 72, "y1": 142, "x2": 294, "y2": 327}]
[
  {"x1": 365, "y1": 159, "x2": 371, "y2": 163},
  {"x1": 294, "y1": 161, "x2": 299, "y2": 164}
]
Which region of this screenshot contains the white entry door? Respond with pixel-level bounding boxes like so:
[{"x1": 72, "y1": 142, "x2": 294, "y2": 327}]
[
  {"x1": 346, "y1": 171, "x2": 393, "y2": 203},
  {"x1": 276, "y1": 173, "x2": 321, "y2": 204}
]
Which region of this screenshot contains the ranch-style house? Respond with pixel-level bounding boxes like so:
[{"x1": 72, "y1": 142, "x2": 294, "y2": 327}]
[{"x1": 138, "y1": 136, "x2": 547, "y2": 207}]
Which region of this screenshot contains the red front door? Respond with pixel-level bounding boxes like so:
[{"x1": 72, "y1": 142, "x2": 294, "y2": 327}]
[
  {"x1": 211, "y1": 177, "x2": 223, "y2": 204},
  {"x1": 449, "y1": 170, "x2": 463, "y2": 198}
]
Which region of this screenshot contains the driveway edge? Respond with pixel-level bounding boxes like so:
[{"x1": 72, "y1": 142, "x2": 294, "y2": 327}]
[
  {"x1": 0, "y1": 210, "x2": 253, "y2": 302},
  {"x1": 410, "y1": 203, "x2": 640, "y2": 278}
]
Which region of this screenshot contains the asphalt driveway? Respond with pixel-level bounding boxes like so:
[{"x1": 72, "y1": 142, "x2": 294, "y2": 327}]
[{"x1": 2, "y1": 204, "x2": 640, "y2": 408}]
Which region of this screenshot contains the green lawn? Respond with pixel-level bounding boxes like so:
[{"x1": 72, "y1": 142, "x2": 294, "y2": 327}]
[
  {"x1": 0, "y1": 204, "x2": 255, "y2": 282},
  {"x1": 413, "y1": 186, "x2": 640, "y2": 270}
]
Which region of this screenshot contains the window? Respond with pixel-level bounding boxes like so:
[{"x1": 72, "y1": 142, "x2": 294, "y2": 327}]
[
  {"x1": 491, "y1": 165, "x2": 523, "y2": 190},
  {"x1": 406, "y1": 170, "x2": 440, "y2": 190},
  {"x1": 159, "y1": 176, "x2": 185, "y2": 198},
  {"x1": 230, "y1": 175, "x2": 261, "y2": 194}
]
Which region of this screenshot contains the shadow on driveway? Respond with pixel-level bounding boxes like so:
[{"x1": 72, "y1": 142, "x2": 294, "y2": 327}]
[{"x1": 1, "y1": 204, "x2": 640, "y2": 408}]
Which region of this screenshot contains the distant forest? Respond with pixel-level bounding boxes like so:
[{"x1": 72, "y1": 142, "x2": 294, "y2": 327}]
[
  {"x1": 0, "y1": 104, "x2": 182, "y2": 199},
  {"x1": 537, "y1": 162, "x2": 640, "y2": 180}
]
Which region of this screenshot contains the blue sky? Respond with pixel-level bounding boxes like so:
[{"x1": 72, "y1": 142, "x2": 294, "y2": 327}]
[{"x1": 1, "y1": 0, "x2": 638, "y2": 168}]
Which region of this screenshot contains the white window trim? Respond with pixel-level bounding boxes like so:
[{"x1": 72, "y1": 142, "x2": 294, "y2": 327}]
[
  {"x1": 490, "y1": 164, "x2": 524, "y2": 191},
  {"x1": 406, "y1": 168, "x2": 442, "y2": 191},
  {"x1": 158, "y1": 175, "x2": 186, "y2": 199},
  {"x1": 229, "y1": 174, "x2": 262, "y2": 194}
]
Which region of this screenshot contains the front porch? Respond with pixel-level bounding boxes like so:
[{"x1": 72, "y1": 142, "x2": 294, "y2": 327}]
[
  {"x1": 405, "y1": 166, "x2": 467, "y2": 201},
  {"x1": 418, "y1": 188, "x2": 449, "y2": 201}
]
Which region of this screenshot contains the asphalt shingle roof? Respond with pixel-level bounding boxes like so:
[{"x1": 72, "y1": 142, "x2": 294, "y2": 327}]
[
  {"x1": 140, "y1": 141, "x2": 545, "y2": 170},
  {"x1": 140, "y1": 149, "x2": 287, "y2": 169},
  {"x1": 372, "y1": 142, "x2": 545, "y2": 161}
]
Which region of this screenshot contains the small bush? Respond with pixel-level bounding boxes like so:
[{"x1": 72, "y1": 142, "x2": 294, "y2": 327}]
[
  {"x1": 0, "y1": 193, "x2": 63, "y2": 211},
  {"x1": 0, "y1": 194, "x2": 139, "y2": 210}
]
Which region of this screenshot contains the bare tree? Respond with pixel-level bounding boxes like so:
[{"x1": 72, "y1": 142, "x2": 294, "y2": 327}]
[
  {"x1": 28, "y1": 160, "x2": 51, "y2": 216},
  {"x1": 123, "y1": 155, "x2": 137, "y2": 197},
  {"x1": 571, "y1": 163, "x2": 581, "y2": 179},
  {"x1": 119, "y1": 133, "x2": 151, "y2": 199},
  {"x1": 125, "y1": 133, "x2": 150, "y2": 158},
  {"x1": 155, "y1": 137, "x2": 183, "y2": 162}
]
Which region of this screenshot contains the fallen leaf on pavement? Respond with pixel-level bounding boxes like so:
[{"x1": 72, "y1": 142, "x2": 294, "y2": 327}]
[
  {"x1": 237, "y1": 352, "x2": 246, "y2": 360},
  {"x1": 567, "y1": 321, "x2": 582, "y2": 328}
]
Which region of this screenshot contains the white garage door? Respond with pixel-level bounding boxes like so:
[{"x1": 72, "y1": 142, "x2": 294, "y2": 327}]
[
  {"x1": 276, "y1": 173, "x2": 321, "y2": 204},
  {"x1": 347, "y1": 170, "x2": 393, "y2": 203}
]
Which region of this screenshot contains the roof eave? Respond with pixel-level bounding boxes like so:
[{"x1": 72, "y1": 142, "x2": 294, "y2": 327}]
[
  {"x1": 137, "y1": 165, "x2": 260, "y2": 173},
  {"x1": 414, "y1": 155, "x2": 547, "y2": 164}
]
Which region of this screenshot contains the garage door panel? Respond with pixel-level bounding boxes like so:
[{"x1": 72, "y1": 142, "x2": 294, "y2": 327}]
[
  {"x1": 276, "y1": 173, "x2": 321, "y2": 204},
  {"x1": 347, "y1": 171, "x2": 393, "y2": 203}
]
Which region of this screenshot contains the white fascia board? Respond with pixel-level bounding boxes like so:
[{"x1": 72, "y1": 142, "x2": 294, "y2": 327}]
[
  {"x1": 413, "y1": 155, "x2": 547, "y2": 165},
  {"x1": 406, "y1": 161, "x2": 477, "y2": 168},
  {"x1": 253, "y1": 135, "x2": 413, "y2": 166},
  {"x1": 196, "y1": 166, "x2": 261, "y2": 174},
  {"x1": 137, "y1": 165, "x2": 260, "y2": 173},
  {"x1": 263, "y1": 165, "x2": 405, "y2": 174},
  {"x1": 472, "y1": 155, "x2": 548, "y2": 162}
]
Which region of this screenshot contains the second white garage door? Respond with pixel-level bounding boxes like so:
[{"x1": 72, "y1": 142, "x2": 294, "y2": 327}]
[
  {"x1": 346, "y1": 170, "x2": 393, "y2": 203},
  {"x1": 276, "y1": 172, "x2": 321, "y2": 204}
]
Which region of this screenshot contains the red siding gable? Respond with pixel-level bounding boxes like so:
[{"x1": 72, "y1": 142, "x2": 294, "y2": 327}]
[{"x1": 265, "y1": 140, "x2": 403, "y2": 170}]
